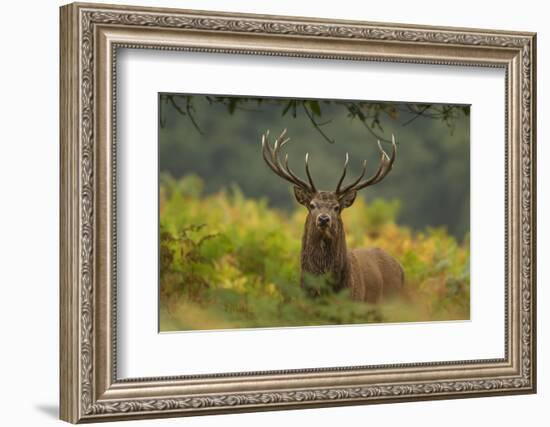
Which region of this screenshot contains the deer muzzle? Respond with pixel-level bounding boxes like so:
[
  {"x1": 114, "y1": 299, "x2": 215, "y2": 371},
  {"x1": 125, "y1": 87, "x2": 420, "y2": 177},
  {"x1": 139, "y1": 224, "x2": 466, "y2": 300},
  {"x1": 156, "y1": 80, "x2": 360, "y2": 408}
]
[{"x1": 316, "y1": 213, "x2": 331, "y2": 229}]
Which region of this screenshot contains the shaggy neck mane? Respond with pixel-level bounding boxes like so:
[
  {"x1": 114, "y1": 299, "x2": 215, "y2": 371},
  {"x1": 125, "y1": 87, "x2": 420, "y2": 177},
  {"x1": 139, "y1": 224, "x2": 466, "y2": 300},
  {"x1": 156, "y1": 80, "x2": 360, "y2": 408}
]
[{"x1": 300, "y1": 215, "x2": 349, "y2": 291}]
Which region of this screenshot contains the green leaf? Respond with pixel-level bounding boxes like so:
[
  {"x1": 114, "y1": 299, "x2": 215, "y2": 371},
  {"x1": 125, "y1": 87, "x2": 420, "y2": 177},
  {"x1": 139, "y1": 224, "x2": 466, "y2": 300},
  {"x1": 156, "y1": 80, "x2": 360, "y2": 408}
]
[
  {"x1": 307, "y1": 100, "x2": 321, "y2": 116},
  {"x1": 282, "y1": 100, "x2": 294, "y2": 116}
]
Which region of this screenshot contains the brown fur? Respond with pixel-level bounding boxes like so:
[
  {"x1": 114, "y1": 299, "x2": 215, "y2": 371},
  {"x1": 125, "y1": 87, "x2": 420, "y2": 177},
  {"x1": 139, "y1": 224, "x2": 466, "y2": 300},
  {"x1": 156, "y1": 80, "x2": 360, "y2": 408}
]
[
  {"x1": 298, "y1": 191, "x2": 404, "y2": 303},
  {"x1": 347, "y1": 248, "x2": 404, "y2": 303}
]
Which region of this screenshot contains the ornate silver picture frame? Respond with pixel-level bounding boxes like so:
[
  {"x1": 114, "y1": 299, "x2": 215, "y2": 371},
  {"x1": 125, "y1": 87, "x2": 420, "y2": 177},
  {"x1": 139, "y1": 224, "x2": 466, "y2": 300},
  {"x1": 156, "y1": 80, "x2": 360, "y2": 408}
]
[{"x1": 60, "y1": 2, "x2": 536, "y2": 423}]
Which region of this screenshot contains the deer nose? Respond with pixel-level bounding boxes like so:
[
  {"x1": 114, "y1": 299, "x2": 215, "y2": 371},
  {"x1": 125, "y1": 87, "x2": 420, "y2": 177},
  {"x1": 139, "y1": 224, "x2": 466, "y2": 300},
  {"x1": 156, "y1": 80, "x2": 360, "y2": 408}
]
[{"x1": 317, "y1": 214, "x2": 331, "y2": 227}]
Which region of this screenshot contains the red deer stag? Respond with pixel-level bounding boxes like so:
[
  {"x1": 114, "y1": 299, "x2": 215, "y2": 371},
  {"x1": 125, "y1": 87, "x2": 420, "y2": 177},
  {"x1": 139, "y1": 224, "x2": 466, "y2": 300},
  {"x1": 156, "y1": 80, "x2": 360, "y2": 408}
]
[{"x1": 261, "y1": 129, "x2": 404, "y2": 303}]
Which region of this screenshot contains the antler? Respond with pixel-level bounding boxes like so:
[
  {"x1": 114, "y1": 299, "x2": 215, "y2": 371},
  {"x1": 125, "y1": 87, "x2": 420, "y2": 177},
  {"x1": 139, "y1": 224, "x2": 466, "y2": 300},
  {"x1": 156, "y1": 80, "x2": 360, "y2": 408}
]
[
  {"x1": 261, "y1": 129, "x2": 317, "y2": 193},
  {"x1": 336, "y1": 134, "x2": 397, "y2": 195}
]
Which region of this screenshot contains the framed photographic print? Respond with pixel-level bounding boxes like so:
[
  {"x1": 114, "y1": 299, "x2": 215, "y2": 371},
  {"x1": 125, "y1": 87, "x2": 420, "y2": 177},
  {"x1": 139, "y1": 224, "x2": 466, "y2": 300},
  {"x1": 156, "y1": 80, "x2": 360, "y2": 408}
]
[{"x1": 60, "y1": 2, "x2": 537, "y2": 423}]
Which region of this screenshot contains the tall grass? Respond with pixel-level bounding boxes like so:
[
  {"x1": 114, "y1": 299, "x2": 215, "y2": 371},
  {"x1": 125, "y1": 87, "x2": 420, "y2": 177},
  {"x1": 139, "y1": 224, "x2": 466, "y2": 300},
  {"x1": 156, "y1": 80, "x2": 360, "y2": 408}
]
[{"x1": 160, "y1": 175, "x2": 470, "y2": 331}]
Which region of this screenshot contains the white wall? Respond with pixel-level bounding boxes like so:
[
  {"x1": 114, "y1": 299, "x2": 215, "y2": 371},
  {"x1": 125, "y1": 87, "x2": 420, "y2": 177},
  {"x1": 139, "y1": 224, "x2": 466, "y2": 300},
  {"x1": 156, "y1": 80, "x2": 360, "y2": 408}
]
[{"x1": 0, "y1": 1, "x2": 546, "y2": 426}]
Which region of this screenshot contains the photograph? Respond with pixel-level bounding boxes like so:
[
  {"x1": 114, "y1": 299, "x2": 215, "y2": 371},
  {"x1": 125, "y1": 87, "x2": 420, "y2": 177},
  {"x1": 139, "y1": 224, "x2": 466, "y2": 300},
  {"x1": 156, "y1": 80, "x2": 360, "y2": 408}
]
[{"x1": 158, "y1": 94, "x2": 471, "y2": 331}]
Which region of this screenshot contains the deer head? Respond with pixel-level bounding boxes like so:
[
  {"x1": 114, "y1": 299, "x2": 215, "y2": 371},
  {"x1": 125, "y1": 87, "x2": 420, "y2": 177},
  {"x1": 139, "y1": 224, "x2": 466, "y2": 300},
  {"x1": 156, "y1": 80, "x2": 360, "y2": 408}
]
[{"x1": 261, "y1": 129, "x2": 397, "y2": 237}]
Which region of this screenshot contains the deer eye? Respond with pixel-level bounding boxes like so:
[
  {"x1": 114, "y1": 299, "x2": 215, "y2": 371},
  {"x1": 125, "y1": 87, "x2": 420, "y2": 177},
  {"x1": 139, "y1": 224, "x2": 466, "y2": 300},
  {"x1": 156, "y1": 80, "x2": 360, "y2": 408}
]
[
  {"x1": 333, "y1": 205, "x2": 340, "y2": 213},
  {"x1": 309, "y1": 202, "x2": 316, "y2": 210}
]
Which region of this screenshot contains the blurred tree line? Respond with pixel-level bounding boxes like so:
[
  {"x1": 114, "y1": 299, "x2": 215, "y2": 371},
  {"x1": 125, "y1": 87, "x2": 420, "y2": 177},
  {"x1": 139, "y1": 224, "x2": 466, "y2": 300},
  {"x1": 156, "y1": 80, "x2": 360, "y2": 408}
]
[{"x1": 159, "y1": 94, "x2": 470, "y2": 239}]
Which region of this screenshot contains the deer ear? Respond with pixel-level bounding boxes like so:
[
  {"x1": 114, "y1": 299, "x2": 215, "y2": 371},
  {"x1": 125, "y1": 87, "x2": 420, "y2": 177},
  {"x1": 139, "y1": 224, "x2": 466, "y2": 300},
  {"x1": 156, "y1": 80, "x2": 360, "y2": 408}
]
[
  {"x1": 339, "y1": 191, "x2": 357, "y2": 209},
  {"x1": 293, "y1": 186, "x2": 313, "y2": 206}
]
